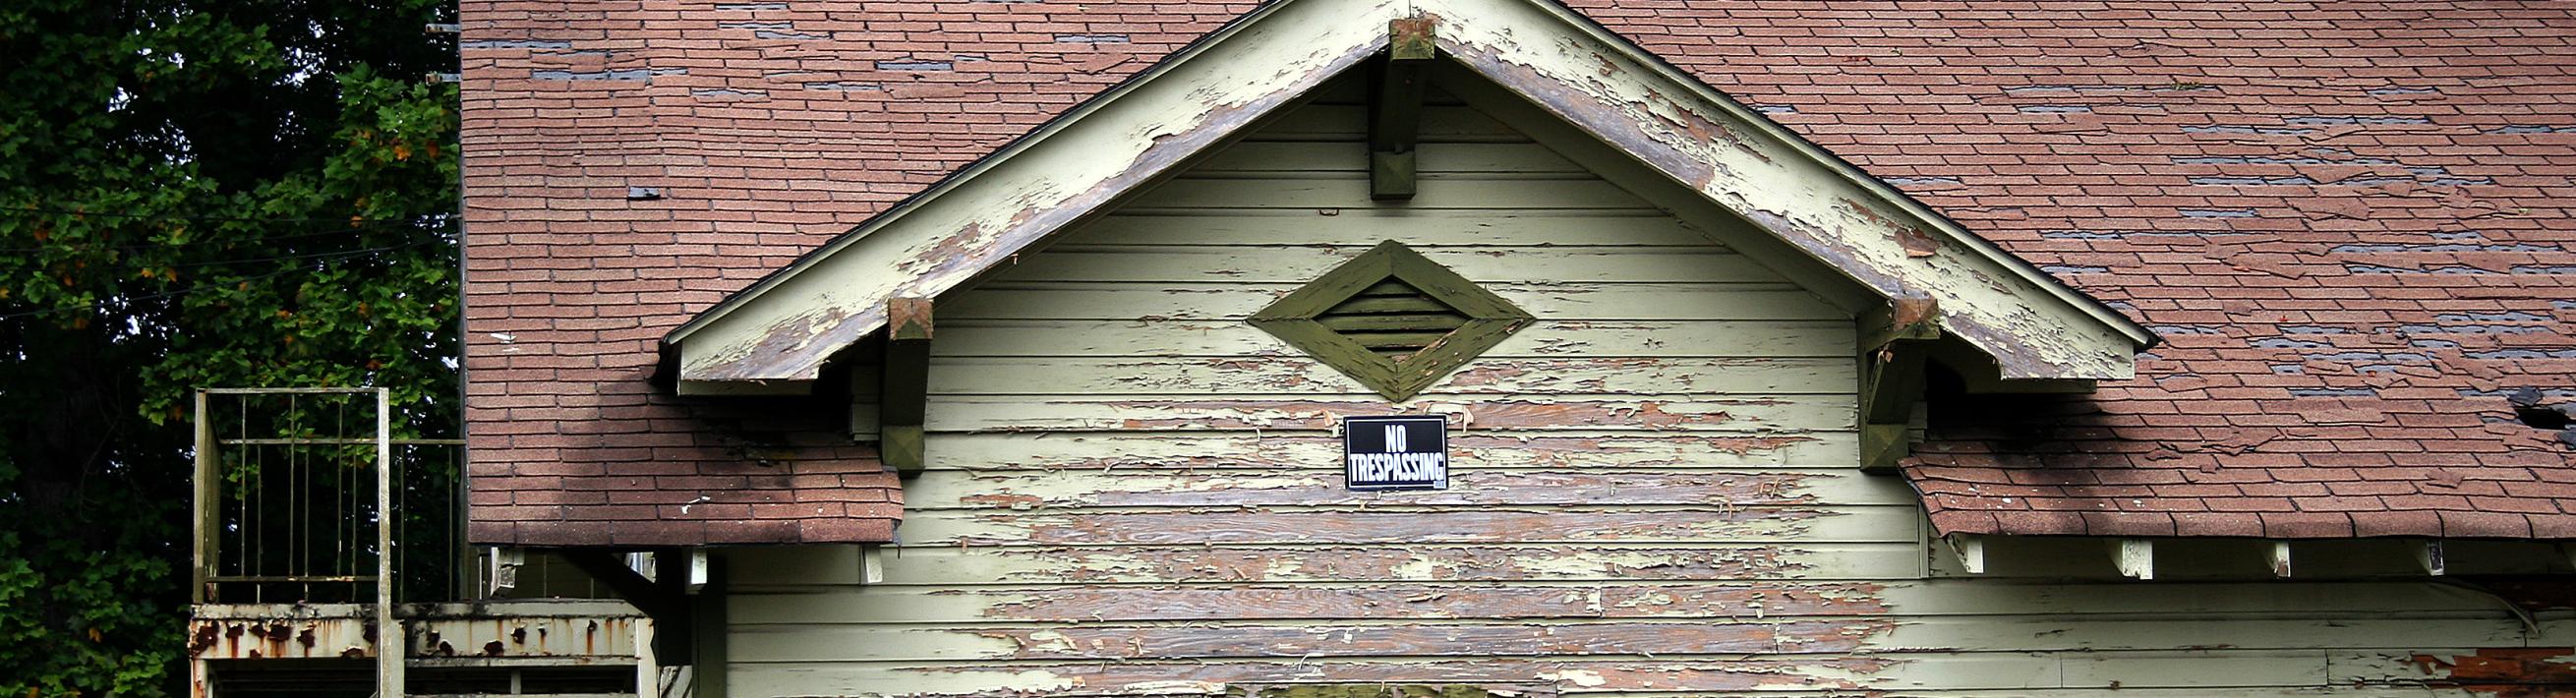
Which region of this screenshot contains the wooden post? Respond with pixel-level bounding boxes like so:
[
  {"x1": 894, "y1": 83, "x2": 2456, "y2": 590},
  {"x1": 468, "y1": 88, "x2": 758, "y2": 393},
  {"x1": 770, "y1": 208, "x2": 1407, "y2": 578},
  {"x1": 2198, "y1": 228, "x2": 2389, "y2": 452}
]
[
  {"x1": 1370, "y1": 17, "x2": 1434, "y2": 200},
  {"x1": 882, "y1": 298, "x2": 933, "y2": 478},
  {"x1": 192, "y1": 389, "x2": 215, "y2": 605},
  {"x1": 1858, "y1": 297, "x2": 1940, "y2": 473},
  {"x1": 693, "y1": 556, "x2": 729, "y2": 698},
  {"x1": 374, "y1": 387, "x2": 403, "y2": 694}
]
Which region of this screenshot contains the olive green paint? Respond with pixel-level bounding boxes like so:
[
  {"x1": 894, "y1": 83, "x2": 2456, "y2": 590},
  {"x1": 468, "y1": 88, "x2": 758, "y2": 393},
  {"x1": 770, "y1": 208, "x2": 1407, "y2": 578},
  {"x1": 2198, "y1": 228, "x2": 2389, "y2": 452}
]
[{"x1": 1252, "y1": 241, "x2": 1531, "y2": 401}]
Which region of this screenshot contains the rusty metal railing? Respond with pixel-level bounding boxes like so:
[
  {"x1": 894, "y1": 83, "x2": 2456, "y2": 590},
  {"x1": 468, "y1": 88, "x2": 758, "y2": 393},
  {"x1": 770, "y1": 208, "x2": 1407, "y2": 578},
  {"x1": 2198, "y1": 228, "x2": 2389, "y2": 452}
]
[{"x1": 190, "y1": 387, "x2": 470, "y2": 606}]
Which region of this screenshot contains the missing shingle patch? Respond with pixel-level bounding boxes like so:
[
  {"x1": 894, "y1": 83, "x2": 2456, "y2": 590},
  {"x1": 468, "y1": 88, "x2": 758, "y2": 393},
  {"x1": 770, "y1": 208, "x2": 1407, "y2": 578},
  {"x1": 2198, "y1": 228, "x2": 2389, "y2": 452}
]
[{"x1": 2508, "y1": 387, "x2": 2573, "y2": 432}]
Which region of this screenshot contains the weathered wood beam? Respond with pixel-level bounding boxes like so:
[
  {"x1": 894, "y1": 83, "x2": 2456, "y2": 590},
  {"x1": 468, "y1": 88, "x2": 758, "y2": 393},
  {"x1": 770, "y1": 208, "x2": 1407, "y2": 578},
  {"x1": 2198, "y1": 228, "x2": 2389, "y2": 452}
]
[
  {"x1": 561, "y1": 551, "x2": 686, "y2": 622},
  {"x1": 1858, "y1": 296, "x2": 1940, "y2": 473},
  {"x1": 1369, "y1": 17, "x2": 1435, "y2": 200},
  {"x1": 2113, "y1": 539, "x2": 2154, "y2": 580},
  {"x1": 882, "y1": 298, "x2": 933, "y2": 478}
]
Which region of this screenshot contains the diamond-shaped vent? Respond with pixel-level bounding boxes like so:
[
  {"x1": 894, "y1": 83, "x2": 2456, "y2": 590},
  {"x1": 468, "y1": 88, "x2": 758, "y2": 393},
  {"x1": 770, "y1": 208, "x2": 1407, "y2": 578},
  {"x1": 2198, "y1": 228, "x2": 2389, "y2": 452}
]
[{"x1": 1251, "y1": 241, "x2": 1532, "y2": 401}]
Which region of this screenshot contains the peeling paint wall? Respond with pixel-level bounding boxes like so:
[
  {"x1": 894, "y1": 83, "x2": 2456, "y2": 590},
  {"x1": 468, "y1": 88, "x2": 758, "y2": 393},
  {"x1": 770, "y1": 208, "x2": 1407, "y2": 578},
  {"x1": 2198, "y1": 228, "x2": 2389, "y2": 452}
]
[{"x1": 732, "y1": 75, "x2": 2565, "y2": 697}]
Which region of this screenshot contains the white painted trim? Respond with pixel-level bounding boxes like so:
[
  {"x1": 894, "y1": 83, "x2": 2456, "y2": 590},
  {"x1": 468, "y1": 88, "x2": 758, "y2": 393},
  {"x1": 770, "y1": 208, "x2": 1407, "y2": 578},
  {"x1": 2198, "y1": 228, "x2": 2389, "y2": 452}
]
[
  {"x1": 662, "y1": 0, "x2": 2154, "y2": 385},
  {"x1": 2114, "y1": 539, "x2": 2154, "y2": 580}
]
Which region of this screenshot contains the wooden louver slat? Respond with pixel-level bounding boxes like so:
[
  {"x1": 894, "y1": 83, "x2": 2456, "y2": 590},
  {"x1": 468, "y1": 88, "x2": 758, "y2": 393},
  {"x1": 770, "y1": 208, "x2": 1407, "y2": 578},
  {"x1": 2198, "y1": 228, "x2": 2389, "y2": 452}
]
[
  {"x1": 1250, "y1": 241, "x2": 1533, "y2": 401},
  {"x1": 1316, "y1": 278, "x2": 1471, "y2": 358}
]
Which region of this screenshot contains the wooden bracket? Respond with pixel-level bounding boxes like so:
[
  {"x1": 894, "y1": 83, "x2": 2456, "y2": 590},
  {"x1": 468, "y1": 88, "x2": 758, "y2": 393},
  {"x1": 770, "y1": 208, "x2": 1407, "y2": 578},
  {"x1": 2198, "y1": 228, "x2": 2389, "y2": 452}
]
[
  {"x1": 2113, "y1": 539, "x2": 2154, "y2": 580},
  {"x1": 2270, "y1": 540, "x2": 2294, "y2": 578},
  {"x1": 882, "y1": 298, "x2": 932, "y2": 478},
  {"x1": 561, "y1": 551, "x2": 688, "y2": 624},
  {"x1": 1370, "y1": 17, "x2": 1435, "y2": 201},
  {"x1": 1859, "y1": 296, "x2": 1940, "y2": 473},
  {"x1": 2415, "y1": 539, "x2": 2446, "y2": 576},
  {"x1": 1946, "y1": 534, "x2": 1986, "y2": 574}
]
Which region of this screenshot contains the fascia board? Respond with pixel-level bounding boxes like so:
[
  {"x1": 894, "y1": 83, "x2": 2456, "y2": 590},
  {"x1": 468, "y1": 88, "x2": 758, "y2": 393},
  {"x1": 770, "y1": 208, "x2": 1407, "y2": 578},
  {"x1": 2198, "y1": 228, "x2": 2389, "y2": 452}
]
[
  {"x1": 1420, "y1": 0, "x2": 2155, "y2": 380},
  {"x1": 667, "y1": 0, "x2": 1405, "y2": 384}
]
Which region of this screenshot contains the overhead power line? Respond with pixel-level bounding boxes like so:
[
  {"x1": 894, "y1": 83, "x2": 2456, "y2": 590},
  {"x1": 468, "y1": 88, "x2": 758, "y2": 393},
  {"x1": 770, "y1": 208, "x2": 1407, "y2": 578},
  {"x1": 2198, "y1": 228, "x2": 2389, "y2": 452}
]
[
  {"x1": 0, "y1": 239, "x2": 441, "y2": 320},
  {"x1": 0, "y1": 204, "x2": 451, "y2": 226}
]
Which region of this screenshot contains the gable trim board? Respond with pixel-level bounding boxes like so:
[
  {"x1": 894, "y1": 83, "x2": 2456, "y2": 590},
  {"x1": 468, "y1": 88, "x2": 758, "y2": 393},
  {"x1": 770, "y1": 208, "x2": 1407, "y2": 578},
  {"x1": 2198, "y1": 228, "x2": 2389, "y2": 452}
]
[{"x1": 658, "y1": 0, "x2": 2156, "y2": 394}]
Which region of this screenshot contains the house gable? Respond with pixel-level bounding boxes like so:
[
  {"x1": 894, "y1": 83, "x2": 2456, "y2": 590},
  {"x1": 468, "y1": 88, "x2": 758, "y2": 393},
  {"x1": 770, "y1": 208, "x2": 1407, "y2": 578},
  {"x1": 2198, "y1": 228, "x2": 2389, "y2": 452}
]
[{"x1": 658, "y1": 0, "x2": 2154, "y2": 393}]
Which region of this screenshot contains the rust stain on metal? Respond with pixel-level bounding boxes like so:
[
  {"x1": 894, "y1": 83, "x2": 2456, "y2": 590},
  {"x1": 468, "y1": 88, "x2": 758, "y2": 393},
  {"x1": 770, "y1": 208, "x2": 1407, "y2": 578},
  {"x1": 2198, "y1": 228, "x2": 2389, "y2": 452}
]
[{"x1": 2410, "y1": 648, "x2": 2576, "y2": 697}]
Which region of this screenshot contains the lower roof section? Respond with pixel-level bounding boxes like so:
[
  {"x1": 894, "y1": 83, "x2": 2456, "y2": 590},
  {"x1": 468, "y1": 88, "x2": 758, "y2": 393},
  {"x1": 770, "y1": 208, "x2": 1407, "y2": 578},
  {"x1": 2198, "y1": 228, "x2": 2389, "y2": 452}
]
[
  {"x1": 467, "y1": 390, "x2": 900, "y2": 547},
  {"x1": 1904, "y1": 389, "x2": 2576, "y2": 541}
]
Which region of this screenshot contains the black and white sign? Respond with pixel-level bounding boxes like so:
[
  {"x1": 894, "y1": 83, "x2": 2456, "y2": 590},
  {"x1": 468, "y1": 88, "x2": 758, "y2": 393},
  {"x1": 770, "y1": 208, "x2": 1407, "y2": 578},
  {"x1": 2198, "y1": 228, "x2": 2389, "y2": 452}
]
[{"x1": 1343, "y1": 415, "x2": 1448, "y2": 491}]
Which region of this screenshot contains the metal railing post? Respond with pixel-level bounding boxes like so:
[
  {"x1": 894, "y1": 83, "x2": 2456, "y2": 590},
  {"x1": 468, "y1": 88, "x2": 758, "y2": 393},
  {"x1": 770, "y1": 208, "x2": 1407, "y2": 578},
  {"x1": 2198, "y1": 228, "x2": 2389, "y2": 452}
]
[
  {"x1": 193, "y1": 389, "x2": 215, "y2": 605},
  {"x1": 375, "y1": 387, "x2": 403, "y2": 694}
]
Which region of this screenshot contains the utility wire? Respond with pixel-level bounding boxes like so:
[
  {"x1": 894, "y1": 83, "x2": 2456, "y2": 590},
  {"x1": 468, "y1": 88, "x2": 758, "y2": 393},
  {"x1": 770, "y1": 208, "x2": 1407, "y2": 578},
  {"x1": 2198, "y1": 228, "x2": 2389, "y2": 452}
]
[
  {"x1": 0, "y1": 204, "x2": 451, "y2": 226},
  {"x1": 0, "y1": 239, "x2": 439, "y2": 320},
  {"x1": 0, "y1": 213, "x2": 452, "y2": 254}
]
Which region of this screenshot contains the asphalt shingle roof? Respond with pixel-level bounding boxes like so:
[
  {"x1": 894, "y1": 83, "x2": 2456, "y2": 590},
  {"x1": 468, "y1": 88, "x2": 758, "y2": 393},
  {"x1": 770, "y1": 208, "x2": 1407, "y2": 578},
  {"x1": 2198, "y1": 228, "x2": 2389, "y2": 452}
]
[{"x1": 460, "y1": 0, "x2": 2576, "y2": 545}]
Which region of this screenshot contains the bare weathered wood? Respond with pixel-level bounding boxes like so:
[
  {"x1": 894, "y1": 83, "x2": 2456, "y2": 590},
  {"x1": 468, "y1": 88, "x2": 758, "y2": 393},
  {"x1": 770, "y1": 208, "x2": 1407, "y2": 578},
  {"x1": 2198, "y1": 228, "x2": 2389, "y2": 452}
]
[
  {"x1": 892, "y1": 504, "x2": 1918, "y2": 547},
  {"x1": 919, "y1": 394, "x2": 1855, "y2": 434}
]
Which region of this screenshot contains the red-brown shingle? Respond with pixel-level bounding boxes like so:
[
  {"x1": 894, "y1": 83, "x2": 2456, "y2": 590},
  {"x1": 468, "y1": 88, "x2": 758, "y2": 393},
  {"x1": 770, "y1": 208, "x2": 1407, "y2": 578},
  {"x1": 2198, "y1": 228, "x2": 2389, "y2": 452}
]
[{"x1": 461, "y1": 0, "x2": 2576, "y2": 545}]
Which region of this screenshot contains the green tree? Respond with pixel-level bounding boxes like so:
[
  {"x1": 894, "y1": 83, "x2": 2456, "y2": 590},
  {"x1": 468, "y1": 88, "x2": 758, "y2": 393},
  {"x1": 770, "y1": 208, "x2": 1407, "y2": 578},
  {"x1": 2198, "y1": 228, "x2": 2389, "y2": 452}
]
[{"x1": 0, "y1": 1, "x2": 457, "y2": 694}]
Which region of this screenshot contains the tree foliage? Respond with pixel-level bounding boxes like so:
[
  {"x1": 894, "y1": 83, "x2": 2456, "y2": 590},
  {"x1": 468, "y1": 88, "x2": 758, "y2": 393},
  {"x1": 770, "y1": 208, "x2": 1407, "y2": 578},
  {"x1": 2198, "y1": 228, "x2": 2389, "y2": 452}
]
[{"x1": 0, "y1": 0, "x2": 457, "y2": 693}]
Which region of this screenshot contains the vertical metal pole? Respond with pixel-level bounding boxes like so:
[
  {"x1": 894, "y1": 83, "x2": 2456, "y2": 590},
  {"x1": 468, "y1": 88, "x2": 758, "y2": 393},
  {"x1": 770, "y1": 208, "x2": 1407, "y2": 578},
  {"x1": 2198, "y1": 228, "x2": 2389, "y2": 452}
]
[
  {"x1": 375, "y1": 387, "x2": 403, "y2": 695},
  {"x1": 193, "y1": 389, "x2": 214, "y2": 604}
]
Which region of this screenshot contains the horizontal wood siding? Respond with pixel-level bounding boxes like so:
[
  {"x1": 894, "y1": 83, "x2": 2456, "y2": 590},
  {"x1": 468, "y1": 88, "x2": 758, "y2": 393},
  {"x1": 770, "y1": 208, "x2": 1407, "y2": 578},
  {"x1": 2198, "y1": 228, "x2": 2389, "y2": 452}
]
[{"x1": 738, "y1": 79, "x2": 2547, "y2": 696}]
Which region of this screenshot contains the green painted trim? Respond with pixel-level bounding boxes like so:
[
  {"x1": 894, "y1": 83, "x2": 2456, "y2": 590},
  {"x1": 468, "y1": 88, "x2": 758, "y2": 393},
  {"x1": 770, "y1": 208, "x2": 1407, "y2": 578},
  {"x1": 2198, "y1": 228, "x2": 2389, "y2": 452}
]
[
  {"x1": 1371, "y1": 20, "x2": 1433, "y2": 201},
  {"x1": 882, "y1": 298, "x2": 932, "y2": 478},
  {"x1": 1253, "y1": 241, "x2": 1531, "y2": 401}
]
